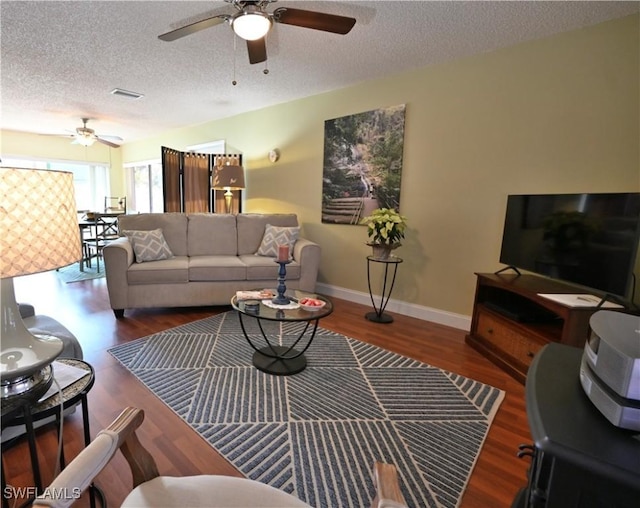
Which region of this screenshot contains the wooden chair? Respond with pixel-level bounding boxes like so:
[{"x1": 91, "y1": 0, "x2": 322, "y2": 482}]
[
  {"x1": 81, "y1": 218, "x2": 109, "y2": 272},
  {"x1": 33, "y1": 407, "x2": 407, "y2": 508},
  {"x1": 81, "y1": 206, "x2": 122, "y2": 271}
]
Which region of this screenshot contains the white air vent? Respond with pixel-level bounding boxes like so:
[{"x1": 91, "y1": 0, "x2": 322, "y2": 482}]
[{"x1": 110, "y1": 88, "x2": 144, "y2": 100}]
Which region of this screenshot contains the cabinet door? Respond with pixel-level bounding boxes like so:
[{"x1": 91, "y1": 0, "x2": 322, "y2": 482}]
[{"x1": 476, "y1": 310, "x2": 546, "y2": 369}]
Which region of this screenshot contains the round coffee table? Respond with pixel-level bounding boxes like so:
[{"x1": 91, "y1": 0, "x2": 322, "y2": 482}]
[{"x1": 231, "y1": 290, "x2": 333, "y2": 375}]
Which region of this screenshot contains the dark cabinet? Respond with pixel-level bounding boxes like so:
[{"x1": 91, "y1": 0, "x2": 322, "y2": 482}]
[
  {"x1": 466, "y1": 273, "x2": 597, "y2": 383},
  {"x1": 514, "y1": 343, "x2": 640, "y2": 507}
]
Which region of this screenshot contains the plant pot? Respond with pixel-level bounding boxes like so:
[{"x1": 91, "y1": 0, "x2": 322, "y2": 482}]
[{"x1": 368, "y1": 243, "x2": 400, "y2": 260}]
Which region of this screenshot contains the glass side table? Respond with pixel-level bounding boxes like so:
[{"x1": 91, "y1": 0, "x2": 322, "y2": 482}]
[
  {"x1": 1, "y1": 358, "x2": 102, "y2": 508},
  {"x1": 366, "y1": 255, "x2": 403, "y2": 324},
  {"x1": 231, "y1": 290, "x2": 333, "y2": 375}
]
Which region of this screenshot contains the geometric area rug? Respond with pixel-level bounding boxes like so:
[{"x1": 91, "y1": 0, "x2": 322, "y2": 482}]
[
  {"x1": 56, "y1": 262, "x2": 105, "y2": 283},
  {"x1": 108, "y1": 311, "x2": 504, "y2": 508}
]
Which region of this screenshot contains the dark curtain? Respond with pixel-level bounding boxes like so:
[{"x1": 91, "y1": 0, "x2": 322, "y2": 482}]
[
  {"x1": 161, "y1": 148, "x2": 243, "y2": 213},
  {"x1": 161, "y1": 147, "x2": 182, "y2": 212},
  {"x1": 183, "y1": 152, "x2": 211, "y2": 213}
]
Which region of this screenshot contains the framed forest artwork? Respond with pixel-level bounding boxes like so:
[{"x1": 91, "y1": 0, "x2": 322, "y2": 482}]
[{"x1": 321, "y1": 104, "x2": 406, "y2": 224}]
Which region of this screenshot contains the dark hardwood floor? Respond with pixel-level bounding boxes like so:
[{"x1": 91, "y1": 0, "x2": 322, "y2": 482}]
[{"x1": 4, "y1": 271, "x2": 532, "y2": 507}]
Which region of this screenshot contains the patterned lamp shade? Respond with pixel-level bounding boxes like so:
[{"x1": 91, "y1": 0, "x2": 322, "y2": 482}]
[
  {"x1": 1, "y1": 168, "x2": 82, "y2": 394},
  {"x1": 212, "y1": 164, "x2": 245, "y2": 190},
  {"x1": 1, "y1": 167, "x2": 82, "y2": 278}
]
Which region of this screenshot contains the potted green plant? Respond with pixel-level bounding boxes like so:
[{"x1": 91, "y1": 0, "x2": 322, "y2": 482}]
[{"x1": 360, "y1": 207, "x2": 408, "y2": 259}]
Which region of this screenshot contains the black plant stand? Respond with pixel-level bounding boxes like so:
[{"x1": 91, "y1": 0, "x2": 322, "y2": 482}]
[{"x1": 366, "y1": 255, "x2": 402, "y2": 323}]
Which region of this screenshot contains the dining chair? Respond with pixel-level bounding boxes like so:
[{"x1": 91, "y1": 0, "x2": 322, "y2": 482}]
[
  {"x1": 104, "y1": 196, "x2": 126, "y2": 214},
  {"x1": 81, "y1": 200, "x2": 124, "y2": 271}
]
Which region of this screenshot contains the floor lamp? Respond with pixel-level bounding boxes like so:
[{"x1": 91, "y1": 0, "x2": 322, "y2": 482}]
[
  {"x1": 212, "y1": 164, "x2": 245, "y2": 214},
  {"x1": 0, "y1": 167, "x2": 82, "y2": 400}
]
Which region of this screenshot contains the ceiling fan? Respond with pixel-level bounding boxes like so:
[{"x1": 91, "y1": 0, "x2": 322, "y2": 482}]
[
  {"x1": 158, "y1": 0, "x2": 356, "y2": 65},
  {"x1": 67, "y1": 118, "x2": 122, "y2": 148}
]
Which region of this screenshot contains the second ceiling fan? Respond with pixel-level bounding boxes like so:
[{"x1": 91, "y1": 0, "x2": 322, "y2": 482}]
[{"x1": 158, "y1": 0, "x2": 356, "y2": 64}]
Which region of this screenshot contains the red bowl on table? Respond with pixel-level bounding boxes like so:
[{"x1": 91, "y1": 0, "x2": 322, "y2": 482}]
[{"x1": 299, "y1": 297, "x2": 326, "y2": 311}]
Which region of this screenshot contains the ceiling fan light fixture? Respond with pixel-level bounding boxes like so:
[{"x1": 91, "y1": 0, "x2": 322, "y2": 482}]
[
  {"x1": 232, "y1": 9, "x2": 271, "y2": 41},
  {"x1": 76, "y1": 135, "x2": 96, "y2": 147}
]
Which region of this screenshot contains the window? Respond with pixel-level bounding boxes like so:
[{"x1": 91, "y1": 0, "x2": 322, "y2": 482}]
[
  {"x1": 124, "y1": 160, "x2": 163, "y2": 213},
  {"x1": 1, "y1": 157, "x2": 109, "y2": 211},
  {"x1": 186, "y1": 140, "x2": 225, "y2": 154}
]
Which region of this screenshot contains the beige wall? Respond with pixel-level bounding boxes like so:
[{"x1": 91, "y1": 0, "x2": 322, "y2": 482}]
[
  {"x1": 3, "y1": 15, "x2": 638, "y2": 317},
  {"x1": 1, "y1": 129, "x2": 125, "y2": 194}
]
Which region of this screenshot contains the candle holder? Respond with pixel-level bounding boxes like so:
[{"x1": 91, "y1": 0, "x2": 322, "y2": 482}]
[{"x1": 272, "y1": 259, "x2": 292, "y2": 305}]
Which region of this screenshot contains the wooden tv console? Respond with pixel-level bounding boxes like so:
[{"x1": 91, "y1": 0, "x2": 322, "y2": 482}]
[{"x1": 465, "y1": 272, "x2": 602, "y2": 383}]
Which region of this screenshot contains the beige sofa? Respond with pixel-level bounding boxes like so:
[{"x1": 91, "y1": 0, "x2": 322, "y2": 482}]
[{"x1": 103, "y1": 213, "x2": 320, "y2": 318}]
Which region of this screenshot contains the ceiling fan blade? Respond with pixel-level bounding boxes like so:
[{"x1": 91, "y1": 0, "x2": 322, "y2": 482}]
[
  {"x1": 96, "y1": 137, "x2": 120, "y2": 148},
  {"x1": 247, "y1": 38, "x2": 267, "y2": 64},
  {"x1": 99, "y1": 135, "x2": 124, "y2": 142},
  {"x1": 273, "y1": 7, "x2": 356, "y2": 35},
  {"x1": 39, "y1": 133, "x2": 74, "y2": 138},
  {"x1": 158, "y1": 15, "x2": 228, "y2": 41}
]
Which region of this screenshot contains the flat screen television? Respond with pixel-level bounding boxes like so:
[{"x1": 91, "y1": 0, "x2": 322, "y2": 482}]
[{"x1": 499, "y1": 193, "x2": 640, "y2": 300}]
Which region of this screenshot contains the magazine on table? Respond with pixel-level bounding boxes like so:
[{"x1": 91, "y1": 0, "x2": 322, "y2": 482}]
[
  {"x1": 235, "y1": 289, "x2": 276, "y2": 300},
  {"x1": 537, "y1": 293, "x2": 623, "y2": 309},
  {"x1": 38, "y1": 361, "x2": 90, "y2": 402}
]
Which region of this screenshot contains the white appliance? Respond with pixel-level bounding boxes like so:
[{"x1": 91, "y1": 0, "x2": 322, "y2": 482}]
[{"x1": 579, "y1": 310, "x2": 640, "y2": 432}]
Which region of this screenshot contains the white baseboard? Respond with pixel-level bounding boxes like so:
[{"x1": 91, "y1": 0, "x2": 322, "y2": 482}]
[{"x1": 315, "y1": 283, "x2": 471, "y2": 332}]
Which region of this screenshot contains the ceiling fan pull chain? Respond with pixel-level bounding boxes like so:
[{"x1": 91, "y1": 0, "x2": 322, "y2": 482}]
[
  {"x1": 263, "y1": 32, "x2": 269, "y2": 75},
  {"x1": 232, "y1": 33, "x2": 238, "y2": 86}
]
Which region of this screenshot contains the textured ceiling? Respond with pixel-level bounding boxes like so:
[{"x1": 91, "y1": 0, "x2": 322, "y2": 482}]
[{"x1": 1, "y1": 1, "x2": 637, "y2": 144}]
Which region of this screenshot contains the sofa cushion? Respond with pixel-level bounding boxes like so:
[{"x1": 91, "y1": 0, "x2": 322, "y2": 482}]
[
  {"x1": 256, "y1": 224, "x2": 300, "y2": 259},
  {"x1": 189, "y1": 256, "x2": 247, "y2": 281},
  {"x1": 240, "y1": 255, "x2": 301, "y2": 281},
  {"x1": 126, "y1": 257, "x2": 189, "y2": 284},
  {"x1": 237, "y1": 214, "x2": 299, "y2": 255},
  {"x1": 187, "y1": 214, "x2": 238, "y2": 256},
  {"x1": 123, "y1": 229, "x2": 174, "y2": 263},
  {"x1": 118, "y1": 213, "x2": 188, "y2": 257}
]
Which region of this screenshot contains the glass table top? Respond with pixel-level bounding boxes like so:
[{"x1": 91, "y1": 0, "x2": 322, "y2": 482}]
[{"x1": 231, "y1": 289, "x2": 333, "y2": 322}]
